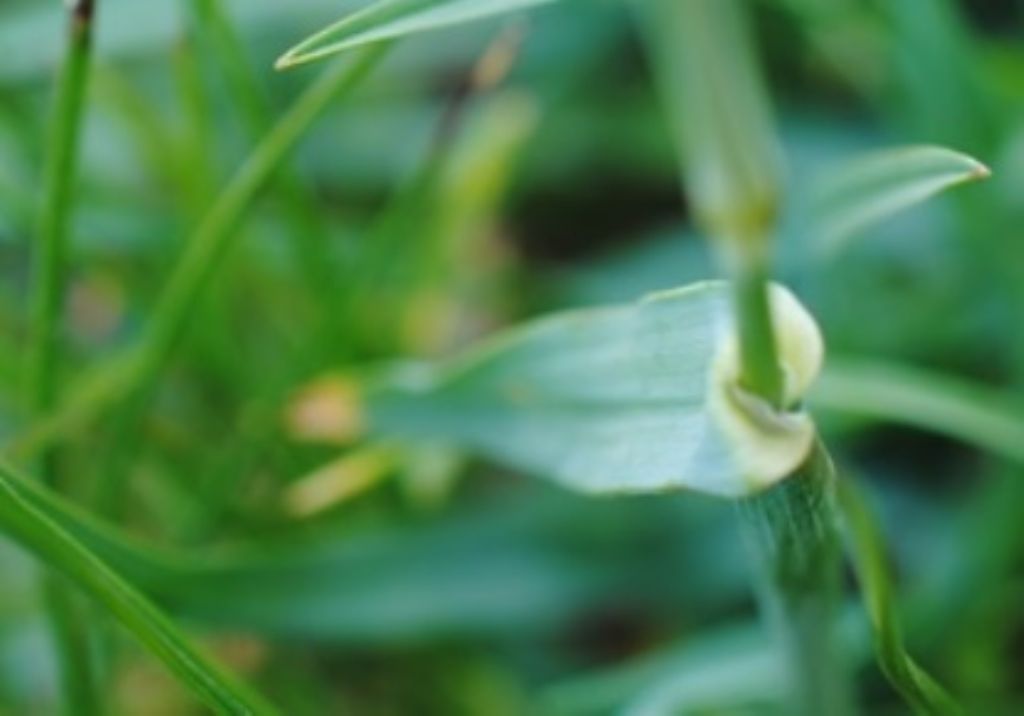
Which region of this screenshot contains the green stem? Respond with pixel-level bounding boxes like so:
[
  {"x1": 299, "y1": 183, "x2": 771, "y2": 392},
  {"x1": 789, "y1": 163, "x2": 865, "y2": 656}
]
[
  {"x1": 726, "y1": 208, "x2": 848, "y2": 716},
  {"x1": 642, "y1": 0, "x2": 851, "y2": 707},
  {"x1": 27, "y1": 2, "x2": 102, "y2": 712},
  {"x1": 731, "y1": 250, "x2": 850, "y2": 715},
  {"x1": 731, "y1": 253, "x2": 785, "y2": 408},
  {"x1": 171, "y1": 28, "x2": 217, "y2": 219},
  {"x1": 739, "y1": 444, "x2": 851, "y2": 716},
  {"x1": 188, "y1": 0, "x2": 341, "y2": 335}
]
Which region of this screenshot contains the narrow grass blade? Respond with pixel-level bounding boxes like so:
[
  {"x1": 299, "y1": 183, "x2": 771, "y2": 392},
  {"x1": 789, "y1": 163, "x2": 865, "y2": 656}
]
[
  {"x1": 28, "y1": 0, "x2": 95, "y2": 424},
  {"x1": 0, "y1": 464, "x2": 277, "y2": 715},
  {"x1": 808, "y1": 145, "x2": 989, "y2": 253},
  {"x1": 2, "y1": 46, "x2": 388, "y2": 464},
  {"x1": 364, "y1": 281, "x2": 822, "y2": 497},
  {"x1": 276, "y1": 0, "x2": 558, "y2": 69},
  {"x1": 813, "y1": 359, "x2": 1024, "y2": 465},
  {"x1": 187, "y1": 0, "x2": 340, "y2": 319},
  {"x1": 838, "y1": 478, "x2": 963, "y2": 714},
  {"x1": 28, "y1": 1, "x2": 102, "y2": 710},
  {"x1": 142, "y1": 45, "x2": 387, "y2": 373}
]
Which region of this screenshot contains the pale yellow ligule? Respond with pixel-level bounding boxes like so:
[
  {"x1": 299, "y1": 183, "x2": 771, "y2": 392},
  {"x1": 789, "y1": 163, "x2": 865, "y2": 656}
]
[{"x1": 709, "y1": 285, "x2": 824, "y2": 492}]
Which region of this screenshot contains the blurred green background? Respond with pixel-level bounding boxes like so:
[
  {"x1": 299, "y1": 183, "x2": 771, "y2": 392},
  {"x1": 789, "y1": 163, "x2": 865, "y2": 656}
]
[{"x1": 1, "y1": 0, "x2": 1023, "y2": 713}]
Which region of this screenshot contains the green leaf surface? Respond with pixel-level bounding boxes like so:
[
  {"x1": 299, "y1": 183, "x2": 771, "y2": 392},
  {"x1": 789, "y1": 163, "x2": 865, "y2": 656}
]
[
  {"x1": 276, "y1": 0, "x2": 560, "y2": 69},
  {"x1": 364, "y1": 281, "x2": 822, "y2": 497},
  {"x1": 0, "y1": 464, "x2": 276, "y2": 716},
  {"x1": 806, "y1": 145, "x2": 989, "y2": 253},
  {"x1": 813, "y1": 359, "x2": 1024, "y2": 465},
  {"x1": 0, "y1": 459, "x2": 749, "y2": 642}
]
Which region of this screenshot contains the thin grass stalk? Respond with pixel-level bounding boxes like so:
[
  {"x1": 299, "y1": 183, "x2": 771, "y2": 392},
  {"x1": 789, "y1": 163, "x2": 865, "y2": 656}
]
[
  {"x1": 6, "y1": 54, "x2": 389, "y2": 471},
  {"x1": 838, "y1": 479, "x2": 962, "y2": 714},
  {"x1": 3, "y1": 46, "x2": 388, "y2": 466},
  {"x1": 89, "y1": 45, "x2": 390, "y2": 512},
  {"x1": 28, "y1": 0, "x2": 94, "y2": 455},
  {"x1": 27, "y1": 1, "x2": 102, "y2": 711},
  {"x1": 732, "y1": 252, "x2": 785, "y2": 407},
  {"x1": 171, "y1": 27, "x2": 217, "y2": 218},
  {"x1": 187, "y1": 0, "x2": 341, "y2": 333},
  {"x1": 0, "y1": 463, "x2": 278, "y2": 716},
  {"x1": 730, "y1": 236, "x2": 849, "y2": 716},
  {"x1": 724, "y1": 91, "x2": 854, "y2": 716},
  {"x1": 137, "y1": 45, "x2": 386, "y2": 388}
]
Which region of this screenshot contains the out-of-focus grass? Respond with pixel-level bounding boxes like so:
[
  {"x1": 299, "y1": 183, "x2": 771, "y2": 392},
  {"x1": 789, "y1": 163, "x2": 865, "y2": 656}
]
[{"x1": 1, "y1": 0, "x2": 1023, "y2": 713}]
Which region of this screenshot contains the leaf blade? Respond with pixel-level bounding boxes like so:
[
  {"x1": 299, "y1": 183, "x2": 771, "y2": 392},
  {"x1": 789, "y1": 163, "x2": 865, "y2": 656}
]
[
  {"x1": 838, "y1": 479, "x2": 963, "y2": 714},
  {"x1": 364, "y1": 281, "x2": 821, "y2": 497},
  {"x1": 1, "y1": 462, "x2": 749, "y2": 643},
  {"x1": 813, "y1": 359, "x2": 1024, "y2": 465},
  {"x1": 276, "y1": 0, "x2": 559, "y2": 69},
  {"x1": 807, "y1": 145, "x2": 989, "y2": 252}
]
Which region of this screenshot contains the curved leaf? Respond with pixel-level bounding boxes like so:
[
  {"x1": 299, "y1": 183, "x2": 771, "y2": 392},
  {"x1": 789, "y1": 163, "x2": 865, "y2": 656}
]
[
  {"x1": 813, "y1": 359, "x2": 1024, "y2": 465},
  {"x1": 838, "y1": 479, "x2": 962, "y2": 714},
  {"x1": 364, "y1": 281, "x2": 823, "y2": 497},
  {"x1": 276, "y1": 0, "x2": 559, "y2": 69},
  {"x1": 807, "y1": 145, "x2": 989, "y2": 253}
]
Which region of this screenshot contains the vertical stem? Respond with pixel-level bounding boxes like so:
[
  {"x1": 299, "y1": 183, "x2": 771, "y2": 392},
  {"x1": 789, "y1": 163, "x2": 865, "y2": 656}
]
[
  {"x1": 731, "y1": 252, "x2": 785, "y2": 408},
  {"x1": 730, "y1": 244, "x2": 850, "y2": 716},
  {"x1": 29, "y1": 0, "x2": 95, "y2": 441},
  {"x1": 27, "y1": 1, "x2": 102, "y2": 713},
  {"x1": 739, "y1": 445, "x2": 850, "y2": 716},
  {"x1": 186, "y1": 0, "x2": 341, "y2": 335}
]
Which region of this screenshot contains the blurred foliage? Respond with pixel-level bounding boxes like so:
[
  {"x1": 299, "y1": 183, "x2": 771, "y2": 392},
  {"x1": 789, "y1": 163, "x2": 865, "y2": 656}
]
[{"x1": 1, "y1": 0, "x2": 1024, "y2": 713}]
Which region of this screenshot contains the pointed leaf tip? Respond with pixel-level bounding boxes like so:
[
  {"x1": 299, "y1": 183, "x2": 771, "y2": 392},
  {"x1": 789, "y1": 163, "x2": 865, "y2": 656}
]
[
  {"x1": 275, "y1": 0, "x2": 560, "y2": 69},
  {"x1": 808, "y1": 144, "x2": 992, "y2": 252}
]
